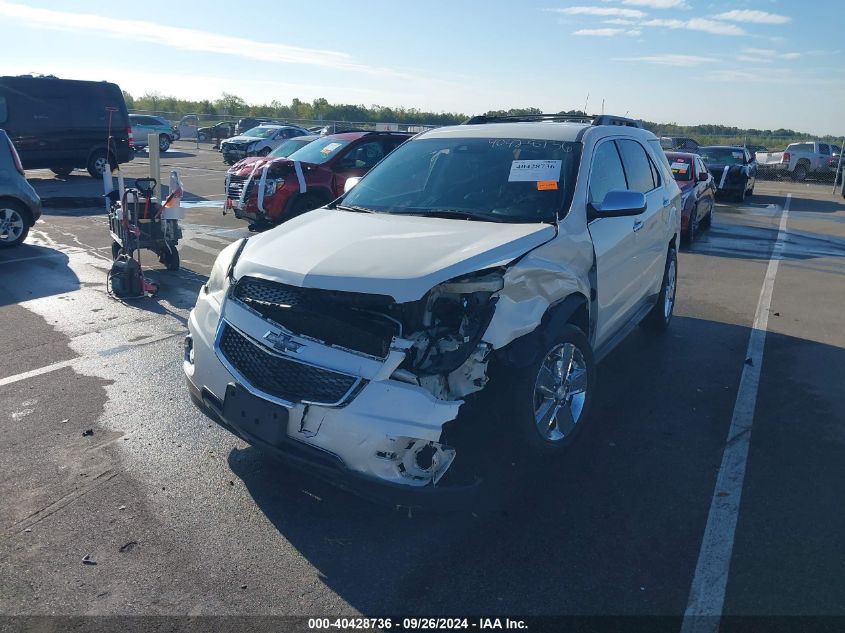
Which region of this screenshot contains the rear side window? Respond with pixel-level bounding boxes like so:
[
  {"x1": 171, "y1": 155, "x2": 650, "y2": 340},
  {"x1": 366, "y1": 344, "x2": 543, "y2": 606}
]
[
  {"x1": 617, "y1": 139, "x2": 656, "y2": 193},
  {"x1": 790, "y1": 143, "x2": 813, "y2": 152},
  {"x1": 589, "y1": 141, "x2": 627, "y2": 204},
  {"x1": 0, "y1": 96, "x2": 6, "y2": 124},
  {"x1": 818, "y1": 144, "x2": 830, "y2": 155}
]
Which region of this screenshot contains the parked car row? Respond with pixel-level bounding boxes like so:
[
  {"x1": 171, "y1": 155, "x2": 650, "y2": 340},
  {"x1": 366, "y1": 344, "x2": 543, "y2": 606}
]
[
  {"x1": 757, "y1": 141, "x2": 841, "y2": 181},
  {"x1": 220, "y1": 124, "x2": 311, "y2": 164},
  {"x1": 223, "y1": 130, "x2": 412, "y2": 228}
]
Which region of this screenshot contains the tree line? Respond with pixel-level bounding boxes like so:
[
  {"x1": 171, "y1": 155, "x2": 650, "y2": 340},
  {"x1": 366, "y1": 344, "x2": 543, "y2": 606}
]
[{"x1": 123, "y1": 92, "x2": 840, "y2": 148}]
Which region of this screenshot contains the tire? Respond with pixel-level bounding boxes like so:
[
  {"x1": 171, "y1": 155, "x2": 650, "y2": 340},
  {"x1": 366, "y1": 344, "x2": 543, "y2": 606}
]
[
  {"x1": 258, "y1": 147, "x2": 271, "y2": 157},
  {"x1": 642, "y1": 247, "x2": 677, "y2": 333},
  {"x1": 700, "y1": 204, "x2": 713, "y2": 230},
  {"x1": 50, "y1": 166, "x2": 73, "y2": 177},
  {"x1": 684, "y1": 207, "x2": 697, "y2": 245},
  {"x1": 503, "y1": 324, "x2": 596, "y2": 456},
  {"x1": 197, "y1": 132, "x2": 208, "y2": 142},
  {"x1": 87, "y1": 149, "x2": 114, "y2": 178},
  {"x1": 0, "y1": 201, "x2": 30, "y2": 248},
  {"x1": 159, "y1": 135, "x2": 171, "y2": 152},
  {"x1": 287, "y1": 194, "x2": 323, "y2": 220},
  {"x1": 164, "y1": 247, "x2": 180, "y2": 271},
  {"x1": 792, "y1": 162, "x2": 809, "y2": 182},
  {"x1": 111, "y1": 241, "x2": 121, "y2": 260}
]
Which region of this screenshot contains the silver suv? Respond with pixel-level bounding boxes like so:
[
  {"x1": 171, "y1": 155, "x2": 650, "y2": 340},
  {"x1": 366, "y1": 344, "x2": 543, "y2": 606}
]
[
  {"x1": 184, "y1": 114, "x2": 681, "y2": 503},
  {"x1": 0, "y1": 129, "x2": 41, "y2": 248}
]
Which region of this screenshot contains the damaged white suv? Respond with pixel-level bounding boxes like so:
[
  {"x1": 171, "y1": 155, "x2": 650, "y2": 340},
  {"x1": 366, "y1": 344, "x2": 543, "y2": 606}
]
[{"x1": 184, "y1": 114, "x2": 681, "y2": 503}]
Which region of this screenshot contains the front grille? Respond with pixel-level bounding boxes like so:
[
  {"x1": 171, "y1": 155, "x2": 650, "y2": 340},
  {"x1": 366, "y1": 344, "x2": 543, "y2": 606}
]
[
  {"x1": 218, "y1": 324, "x2": 360, "y2": 406},
  {"x1": 226, "y1": 175, "x2": 254, "y2": 200},
  {"x1": 232, "y1": 277, "x2": 399, "y2": 358}
]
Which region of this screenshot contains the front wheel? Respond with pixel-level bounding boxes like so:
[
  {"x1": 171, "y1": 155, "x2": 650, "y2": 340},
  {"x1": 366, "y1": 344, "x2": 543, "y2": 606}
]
[
  {"x1": 258, "y1": 147, "x2": 271, "y2": 157},
  {"x1": 197, "y1": 132, "x2": 208, "y2": 142},
  {"x1": 159, "y1": 135, "x2": 171, "y2": 152},
  {"x1": 642, "y1": 246, "x2": 677, "y2": 333},
  {"x1": 51, "y1": 166, "x2": 73, "y2": 177},
  {"x1": 504, "y1": 324, "x2": 596, "y2": 456}
]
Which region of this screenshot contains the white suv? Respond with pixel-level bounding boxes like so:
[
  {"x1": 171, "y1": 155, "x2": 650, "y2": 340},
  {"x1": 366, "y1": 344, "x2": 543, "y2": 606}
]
[{"x1": 184, "y1": 114, "x2": 681, "y2": 505}]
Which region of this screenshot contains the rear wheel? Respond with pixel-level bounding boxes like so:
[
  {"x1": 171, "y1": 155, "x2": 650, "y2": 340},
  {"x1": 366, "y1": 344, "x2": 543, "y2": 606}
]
[
  {"x1": 197, "y1": 132, "x2": 208, "y2": 142},
  {"x1": 164, "y1": 247, "x2": 180, "y2": 271},
  {"x1": 50, "y1": 166, "x2": 73, "y2": 177},
  {"x1": 0, "y1": 202, "x2": 30, "y2": 248},
  {"x1": 792, "y1": 162, "x2": 809, "y2": 182},
  {"x1": 642, "y1": 247, "x2": 677, "y2": 333},
  {"x1": 684, "y1": 207, "x2": 698, "y2": 244},
  {"x1": 87, "y1": 150, "x2": 114, "y2": 178}
]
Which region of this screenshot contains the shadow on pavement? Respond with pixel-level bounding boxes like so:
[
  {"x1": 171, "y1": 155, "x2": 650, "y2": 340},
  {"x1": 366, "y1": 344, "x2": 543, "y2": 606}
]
[{"x1": 0, "y1": 244, "x2": 80, "y2": 306}]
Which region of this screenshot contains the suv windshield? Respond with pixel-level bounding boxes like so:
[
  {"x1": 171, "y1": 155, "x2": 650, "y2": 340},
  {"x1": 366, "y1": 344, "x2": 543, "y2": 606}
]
[
  {"x1": 700, "y1": 147, "x2": 745, "y2": 165},
  {"x1": 287, "y1": 137, "x2": 352, "y2": 164},
  {"x1": 341, "y1": 137, "x2": 581, "y2": 223},
  {"x1": 243, "y1": 127, "x2": 279, "y2": 138},
  {"x1": 270, "y1": 137, "x2": 316, "y2": 158}
]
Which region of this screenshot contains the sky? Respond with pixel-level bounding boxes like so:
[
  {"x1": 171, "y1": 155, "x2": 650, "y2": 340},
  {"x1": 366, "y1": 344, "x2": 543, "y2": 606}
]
[{"x1": 1, "y1": 0, "x2": 843, "y2": 136}]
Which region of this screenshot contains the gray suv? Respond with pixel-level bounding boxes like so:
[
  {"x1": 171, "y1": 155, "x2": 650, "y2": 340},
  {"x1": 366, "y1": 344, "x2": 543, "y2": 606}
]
[
  {"x1": 185, "y1": 113, "x2": 681, "y2": 504},
  {"x1": 0, "y1": 129, "x2": 41, "y2": 248}
]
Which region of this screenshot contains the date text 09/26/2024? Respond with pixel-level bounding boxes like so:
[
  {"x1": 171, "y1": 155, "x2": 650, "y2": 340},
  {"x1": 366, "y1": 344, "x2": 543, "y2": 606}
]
[{"x1": 308, "y1": 618, "x2": 528, "y2": 630}]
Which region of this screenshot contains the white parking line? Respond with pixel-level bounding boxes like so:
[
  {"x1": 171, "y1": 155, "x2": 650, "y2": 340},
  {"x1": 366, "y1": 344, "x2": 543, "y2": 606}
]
[
  {"x1": 0, "y1": 359, "x2": 75, "y2": 387},
  {"x1": 681, "y1": 194, "x2": 791, "y2": 633}
]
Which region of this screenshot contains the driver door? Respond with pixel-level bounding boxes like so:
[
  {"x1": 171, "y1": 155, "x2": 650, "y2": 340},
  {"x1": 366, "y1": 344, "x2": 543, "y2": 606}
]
[
  {"x1": 331, "y1": 140, "x2": 385, "y2": 196},
  {"x1": 586, "y1": 139, "x2": 652, "y2": 349}
]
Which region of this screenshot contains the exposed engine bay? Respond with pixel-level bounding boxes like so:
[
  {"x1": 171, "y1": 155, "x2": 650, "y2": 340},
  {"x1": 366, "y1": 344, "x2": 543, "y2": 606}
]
[{"x1": 231, "y1": 269, "x2": 505, "y2": 401}]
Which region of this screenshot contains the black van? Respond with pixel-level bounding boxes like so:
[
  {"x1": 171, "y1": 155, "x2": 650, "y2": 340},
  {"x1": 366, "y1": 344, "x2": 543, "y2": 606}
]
[{"x1": 0, "y1": 76, "x2": 134, "y2": 178}]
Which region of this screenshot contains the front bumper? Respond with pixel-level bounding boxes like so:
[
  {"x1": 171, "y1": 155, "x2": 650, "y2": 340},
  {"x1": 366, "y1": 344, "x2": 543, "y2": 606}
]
[{"x1": 184, "y1": 287, "x2": 477, "y2": 508}]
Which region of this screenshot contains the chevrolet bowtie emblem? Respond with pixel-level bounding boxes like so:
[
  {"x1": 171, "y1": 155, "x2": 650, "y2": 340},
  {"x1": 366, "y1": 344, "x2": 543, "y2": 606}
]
[{"x1": 263, "y1": 331, "x2": 304, "y2": 354}]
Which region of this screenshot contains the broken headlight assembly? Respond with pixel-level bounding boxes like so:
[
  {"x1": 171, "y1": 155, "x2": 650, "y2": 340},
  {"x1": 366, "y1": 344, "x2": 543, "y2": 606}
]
[
  {"x1": 404, "y1": 269, "x2": 503, "y2": 378},
  {"x1": 205, "y1": 238, "x2": 246, "y2": 295}
]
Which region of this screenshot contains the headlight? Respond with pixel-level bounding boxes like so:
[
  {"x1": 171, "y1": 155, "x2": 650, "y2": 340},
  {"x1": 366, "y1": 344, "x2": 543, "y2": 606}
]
[
  {"x1": 264, "y1": 178, "x2": 284, "y2": 197},
  {"x1": 205, "y1": 238, "x2": 246, "y2": 295}
]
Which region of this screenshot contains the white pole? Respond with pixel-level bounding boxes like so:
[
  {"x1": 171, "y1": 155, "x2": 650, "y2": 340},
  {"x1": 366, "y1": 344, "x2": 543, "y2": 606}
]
[
  {"x1": 148, "y1": 133, "x2": 161, "y2": 200},
  {"x1": 833, "y1": 136, "x2": 844, "y2": 195}
]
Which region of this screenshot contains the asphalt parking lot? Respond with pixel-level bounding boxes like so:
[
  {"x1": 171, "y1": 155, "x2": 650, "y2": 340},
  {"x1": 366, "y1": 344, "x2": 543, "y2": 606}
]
[{"x1": 1, "y1": 142, "x2": 844, "y2": 626}]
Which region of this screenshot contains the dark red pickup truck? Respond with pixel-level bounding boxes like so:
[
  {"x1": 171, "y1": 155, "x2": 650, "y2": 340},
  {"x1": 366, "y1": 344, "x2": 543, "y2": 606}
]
[{"x1": 224, "y1": 131, "x2": 412, "y2": 227}]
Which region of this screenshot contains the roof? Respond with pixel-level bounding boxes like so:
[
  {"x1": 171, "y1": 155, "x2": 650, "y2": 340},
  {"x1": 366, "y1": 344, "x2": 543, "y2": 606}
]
[
  {"x1": 327, "y1": 131, "x2": 414, "y2": 141},
  {"x1": 421, "y1": 120, "x2": 654, "y2": 144},
  {"x1": 665, "y1": 151, "x2": 699, "y2": 159},
  {"x1": 700, "y1": 145, "x2": 746, "y2": 150}
]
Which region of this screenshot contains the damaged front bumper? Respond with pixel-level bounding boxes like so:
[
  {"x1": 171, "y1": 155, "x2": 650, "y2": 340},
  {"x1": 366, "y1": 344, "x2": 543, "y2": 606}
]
[{"x1": 184, "y1": 287, "x2": 479, "y2": 508}]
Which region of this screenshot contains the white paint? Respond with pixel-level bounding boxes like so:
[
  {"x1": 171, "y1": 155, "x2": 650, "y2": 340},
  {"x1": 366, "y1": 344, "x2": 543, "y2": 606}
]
[
  {"x1": 293, "y1": 160, "x2": 307, "y2": 193},
  {"x1": 718, "y1": 166, "x2": 729, "y2": 190},
  {"x1": 233, "y1": 207, "x2": 555, "y2": 302},
  {"x1": 681, "y1": 194, "x2": 791, "y2": 633},
  {"x1": 0, "y1": 359, "x2": 76, "y2": 387}
]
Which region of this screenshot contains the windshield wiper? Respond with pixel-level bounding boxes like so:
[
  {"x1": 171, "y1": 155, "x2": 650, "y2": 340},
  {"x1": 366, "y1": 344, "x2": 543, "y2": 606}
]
[
  {"x1": 335, "y1": 204, "x2": 377, "y2": 214},
  {"x1": 399, "y1": 209, "x2": 512, "y2": 223}
]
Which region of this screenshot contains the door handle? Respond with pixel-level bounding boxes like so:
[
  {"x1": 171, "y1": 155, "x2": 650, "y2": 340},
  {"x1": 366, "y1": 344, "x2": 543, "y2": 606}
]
[{"x1": 632, "y1": 220, "x2": 644, "y2": 232}]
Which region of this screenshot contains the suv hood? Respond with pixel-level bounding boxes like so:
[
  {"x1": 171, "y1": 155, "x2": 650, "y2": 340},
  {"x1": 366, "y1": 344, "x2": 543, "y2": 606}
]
[
  {"x1": 227, "y1": 156, "x2": 304, "y2": 177},
  {"x1": 233, "y1": 208, "x2": 556, "y2": 302}
]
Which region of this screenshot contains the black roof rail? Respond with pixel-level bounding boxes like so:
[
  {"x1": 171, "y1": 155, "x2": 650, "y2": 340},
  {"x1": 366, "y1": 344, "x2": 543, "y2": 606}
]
[{"x1": 463, "y1": 113, "x2": 643, "y2": 129}]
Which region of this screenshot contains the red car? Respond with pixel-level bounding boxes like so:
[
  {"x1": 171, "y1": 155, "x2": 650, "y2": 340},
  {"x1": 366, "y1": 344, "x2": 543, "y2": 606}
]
[
  {"x1": 665, "y1": 151, "x2": 716, "y2": 244},
  {"x1": 224, "y1": 131, "x2": 413, "y2": 228}
]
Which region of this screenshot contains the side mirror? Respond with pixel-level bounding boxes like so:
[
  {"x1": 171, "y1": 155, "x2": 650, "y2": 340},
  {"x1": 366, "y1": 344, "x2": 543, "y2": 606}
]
[
  {"x1": 698, "y1": 171, "x2": 709, "y2": 182},
  {"x1": 343, "y1": 177, "x2": 361, "y2": 193},
  {"x1": 589, "y1": 190, "x2": 646, "y2": 217}
]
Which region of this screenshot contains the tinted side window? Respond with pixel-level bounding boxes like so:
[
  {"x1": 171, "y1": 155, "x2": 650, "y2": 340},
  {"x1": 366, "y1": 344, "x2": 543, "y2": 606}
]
[
  {"x1": 589, "y1": 141, "x2": 627, "y2": 204},
  {"x1": 818, "y1": 144, "x2": 830, "y2": 155},
  {"x1": 617, "y1": 139, "x2": 655, "y2": 193},
  {"x1": 0, "y1": 96, "x2": 6, "y2": 124}
]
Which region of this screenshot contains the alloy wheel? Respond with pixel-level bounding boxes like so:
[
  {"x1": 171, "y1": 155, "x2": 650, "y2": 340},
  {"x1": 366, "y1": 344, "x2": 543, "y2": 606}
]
[
  {"x1": 532, "y1": 343, "x2": 588, "y2": 442},
  {"x1": 0, "y1": 207, "x2": 25, "y2": 244}
]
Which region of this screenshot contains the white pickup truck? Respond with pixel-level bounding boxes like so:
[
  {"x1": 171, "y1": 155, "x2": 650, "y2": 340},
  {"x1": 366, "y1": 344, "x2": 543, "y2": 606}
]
[{"x1": 756, "y1": 141, "x2": 841, "y2": 181}]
